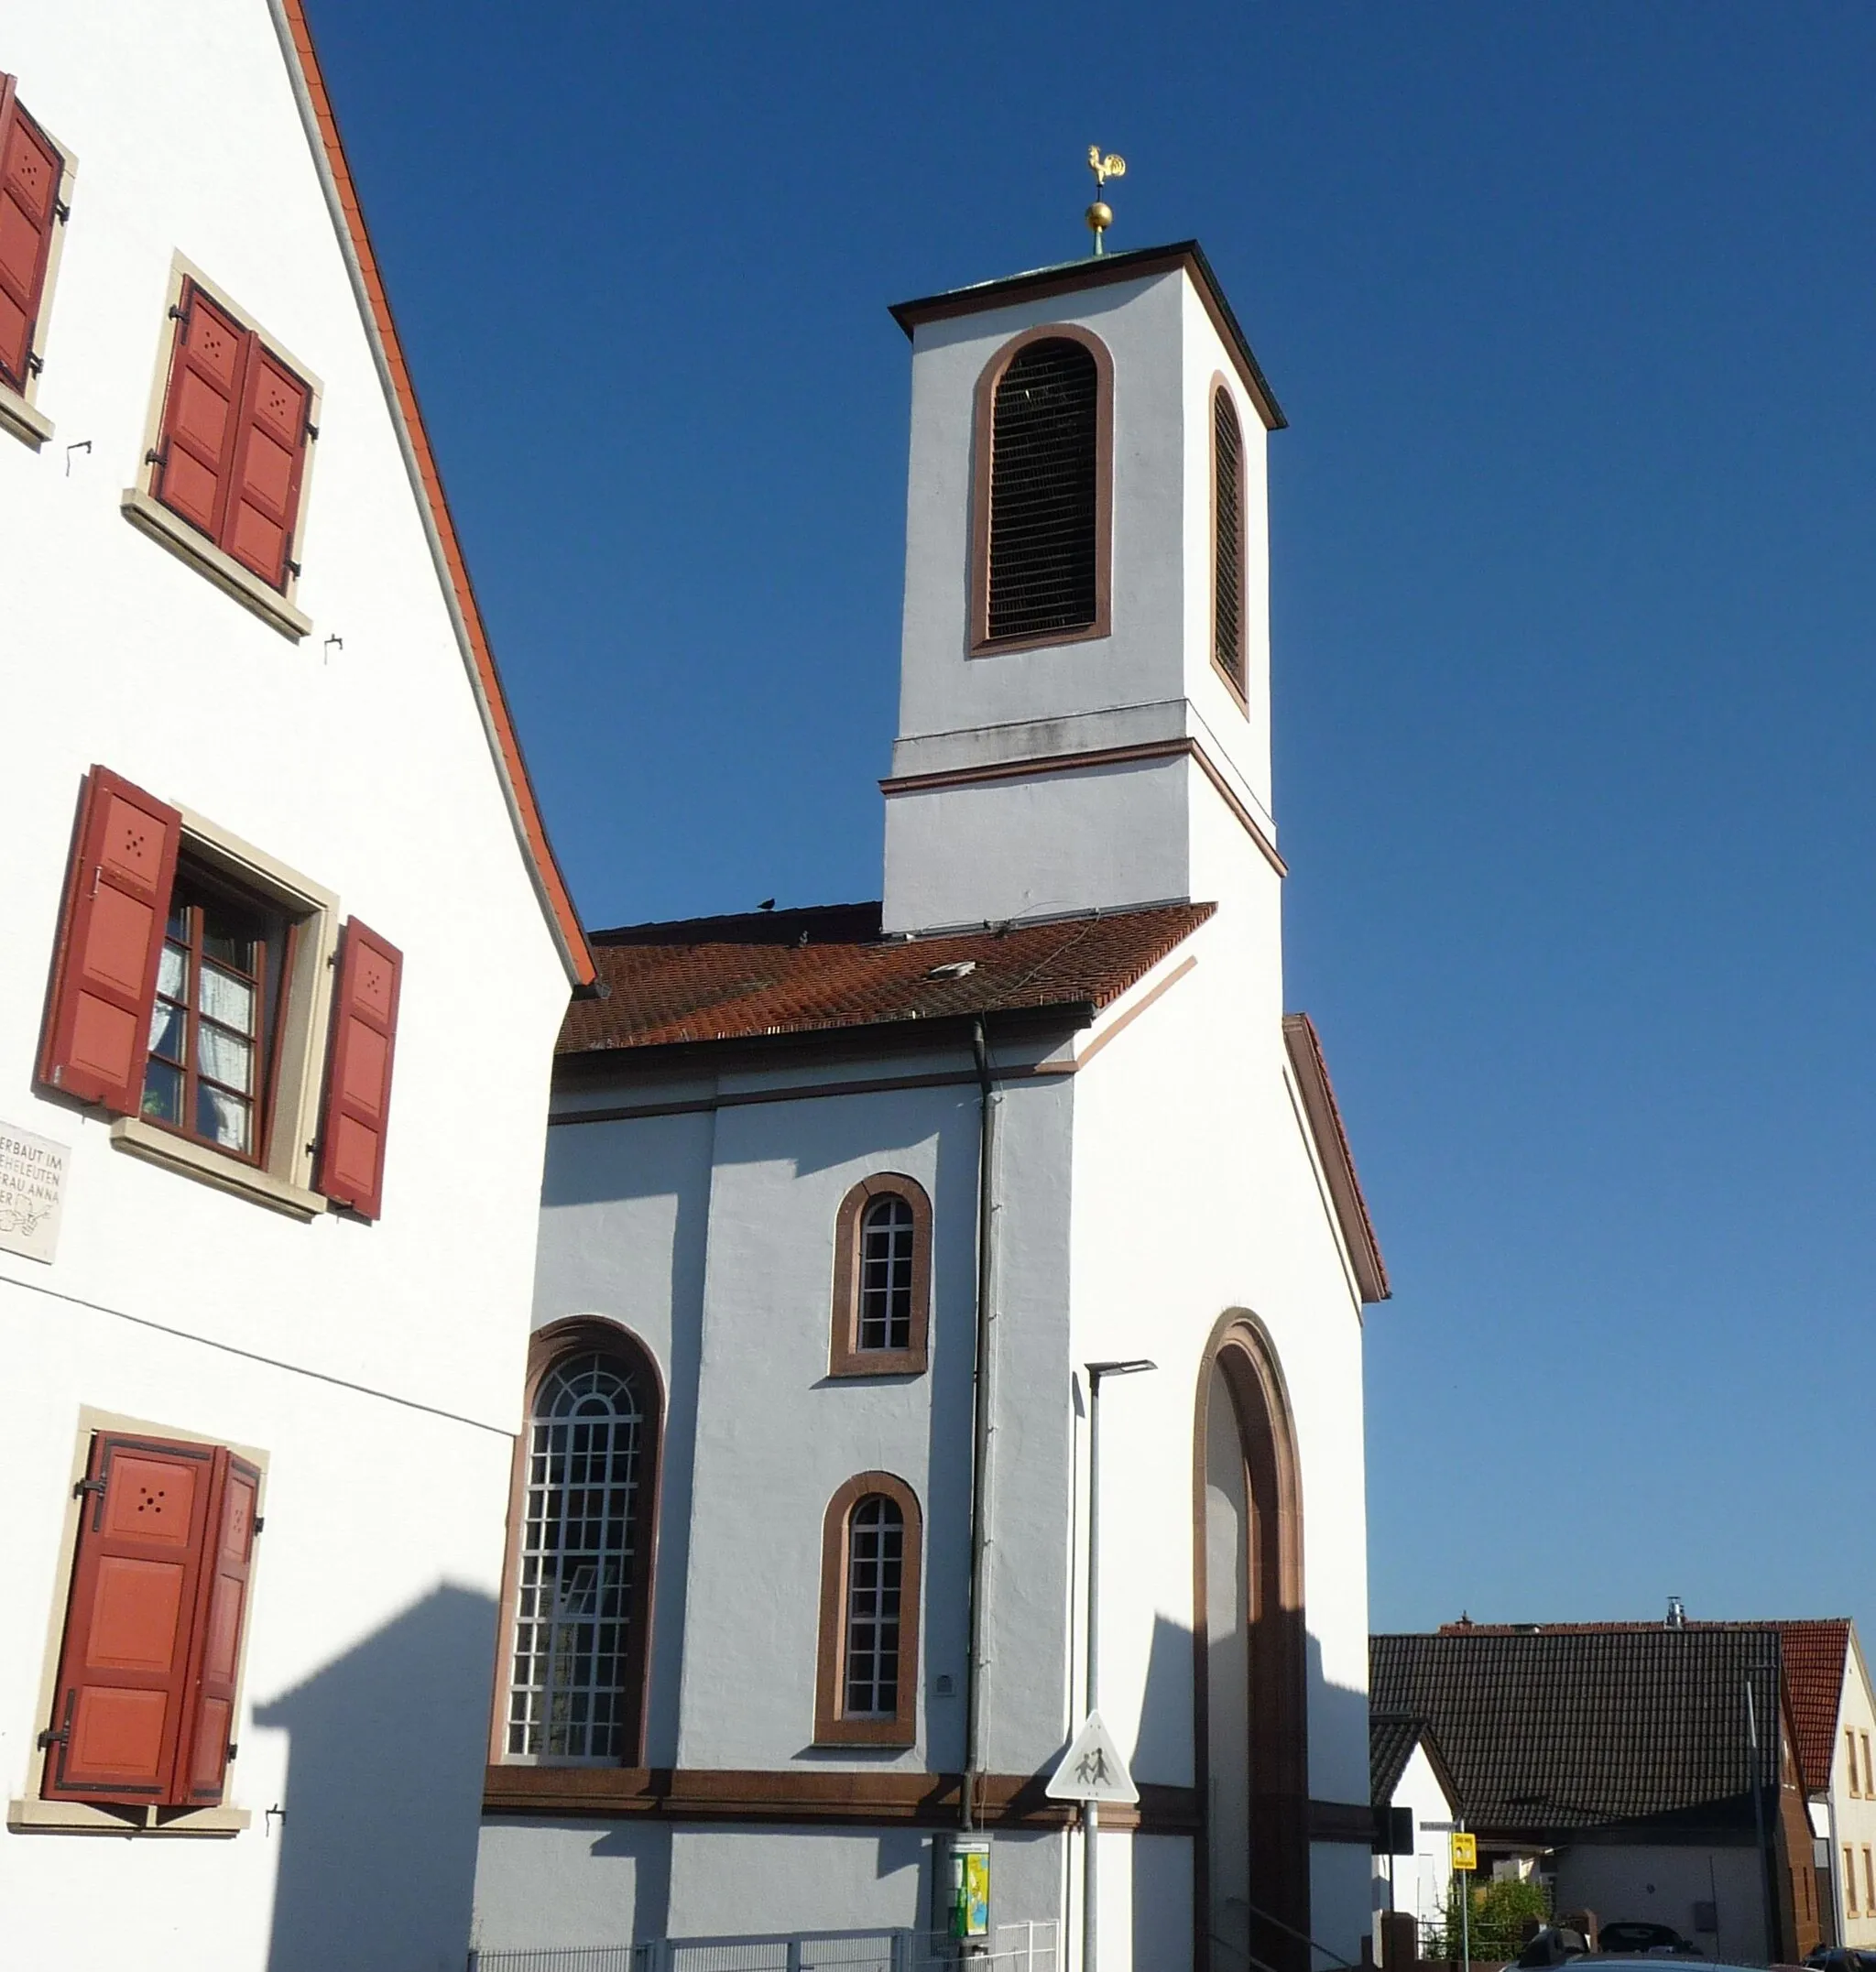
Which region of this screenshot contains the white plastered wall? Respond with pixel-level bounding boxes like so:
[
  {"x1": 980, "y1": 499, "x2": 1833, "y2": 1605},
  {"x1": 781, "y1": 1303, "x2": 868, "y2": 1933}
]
[
  {"x1": 0, "y1": 3, "x2": 572, "y2": 1966},
  {"x1": 1374, "y1": 1742, "x2": 1456, "y2": 1932},
  {"x1": 884, "y1": 267, "x2": 1278, "y2": 935},
  {"x1": 1831, "y1": 1632, "x2": 1876, "y2": 1945},
  {"x1": 1064, "y1": 811, "x2": 1372, "y2": 1971}
]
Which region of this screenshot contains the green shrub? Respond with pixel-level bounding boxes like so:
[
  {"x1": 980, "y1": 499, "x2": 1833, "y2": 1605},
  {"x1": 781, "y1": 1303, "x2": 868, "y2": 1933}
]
[{"x1": 1421, "y1": 1872, "x2": 1552, "y2": 1962}]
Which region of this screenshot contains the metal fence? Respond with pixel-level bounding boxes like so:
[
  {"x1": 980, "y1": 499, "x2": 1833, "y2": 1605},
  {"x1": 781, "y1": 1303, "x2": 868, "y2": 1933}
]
[{"x1": 470, "y1": 1922, "x2": 1060, "y2": 1972}]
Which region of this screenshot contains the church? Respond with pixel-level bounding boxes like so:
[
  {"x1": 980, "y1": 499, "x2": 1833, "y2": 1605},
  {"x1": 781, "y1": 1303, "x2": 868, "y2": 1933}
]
[{"x1": 472, "y1": 238, "x2": 1391, "y2": 1972}]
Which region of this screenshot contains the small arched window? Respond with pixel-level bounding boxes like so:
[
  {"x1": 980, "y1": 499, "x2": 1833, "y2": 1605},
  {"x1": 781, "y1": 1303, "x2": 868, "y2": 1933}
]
[
  {"x1": 502, "y1": 1330, "x2": 661, "y2": 1764},
  {"x1": 1212, "y1": 381, "x2": 1247, "y2": 701},
  {"x1": 830, "y1": 1173, "x2": 932, "y2": 1376},
  {"x1": 815, "y1": 1473, "x2": 922, "y2": 1745},
  {"x1": 972, "y1": 327, "x2": 1113, "y2": 652}
]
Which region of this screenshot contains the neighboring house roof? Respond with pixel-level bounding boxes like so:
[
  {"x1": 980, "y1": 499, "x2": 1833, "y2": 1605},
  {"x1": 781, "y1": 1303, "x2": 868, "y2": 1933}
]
[
  {"x1": 1436, "y1": 1618, "x2": 1853, "y2": 1800},
  {"x1": 272, "y1": 1, "x2": 594, "y2": 988},
  {"x1": 559, "y1": 900, "x2": 1215, "y2": 1055},
  {"x1": 1282, "y1": 1013, "x2": 1391, "y2": 1304},
  {"x1": 1371, "y1": 1629, "x2": 1785, "y2": 1838},
  {"x1": 1371, "y1": 1711, "x2": 1458, "y2": 1812},
  {"x1": 1757, "y1": 1621, "x2": 1849, "y2": 1799}
]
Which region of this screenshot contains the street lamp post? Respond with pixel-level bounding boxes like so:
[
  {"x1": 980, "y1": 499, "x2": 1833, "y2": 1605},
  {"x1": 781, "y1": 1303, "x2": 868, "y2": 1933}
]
[{"x1": 1082, "y1": 1358, "x2": 1156, "y2": 1972}]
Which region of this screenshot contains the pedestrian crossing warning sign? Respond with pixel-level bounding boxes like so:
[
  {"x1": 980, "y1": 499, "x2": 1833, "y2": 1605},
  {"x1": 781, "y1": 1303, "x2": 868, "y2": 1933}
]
[{"x1": 1044, "y1": 1711, "x2": 1139, "y2": 1804}]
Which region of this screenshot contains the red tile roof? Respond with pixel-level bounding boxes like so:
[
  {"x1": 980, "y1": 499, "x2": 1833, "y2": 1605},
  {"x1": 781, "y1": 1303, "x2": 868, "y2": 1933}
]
[
  {"x1": 1436, "y1": 1619, "x2": 1852, "y2": 1796},
  {"x1": 280, "y1": 4, "x2": 594, "y2": 987},
  {"x1": 1282, "y1": 1013, "x2": 1391, "y2": 1303},
  {"x1": 560, "y1": 901, "x2": 1215, "y2": 1054}
]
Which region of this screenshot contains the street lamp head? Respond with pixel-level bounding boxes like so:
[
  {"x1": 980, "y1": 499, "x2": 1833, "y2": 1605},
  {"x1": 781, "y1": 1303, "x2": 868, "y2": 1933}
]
[{"x1": 1085, "y1": 1358, "x2": 1157, "y2": 1385}]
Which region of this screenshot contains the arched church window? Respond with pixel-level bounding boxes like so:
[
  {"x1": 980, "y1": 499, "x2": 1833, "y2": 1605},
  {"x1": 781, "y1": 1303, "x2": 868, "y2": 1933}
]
[
  {"x1": 1212, "y1": 381, "x2": 1247, "y2": 699},
  {"x1": 842, "y1": 1495, "x2": 903, "y2": 1716},
  {"x1": 972, "y1": 326, "x2": 1113, "y2": 651},
  {"x1": 815, "y1": 1473, "x2": 922, "y2": 1745},
  {"x1": 503, "y1": 1332, "x2": 660, "y2": 1763},
  {"x1": 829, "y1": 1173, "x2": 932, "y2": 1375}
]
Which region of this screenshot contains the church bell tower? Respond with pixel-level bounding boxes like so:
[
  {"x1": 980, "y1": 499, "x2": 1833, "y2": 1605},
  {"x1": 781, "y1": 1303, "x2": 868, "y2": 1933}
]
[{"x1": 880, "y1": 241, "x2": 1288, "y2": 935}]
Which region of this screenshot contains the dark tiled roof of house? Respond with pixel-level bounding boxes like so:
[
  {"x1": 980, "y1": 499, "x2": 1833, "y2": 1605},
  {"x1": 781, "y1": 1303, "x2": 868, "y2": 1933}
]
[
  {"x1": 559, "y1": 900, "x2": 1215, "y2": 1054},
  {"x1": 1371, "y1": 1629, "x2": 1783, "y2": 1836},
  {"x1": 1435, "y1": 1618, "x2": 1851, "y2": 1798},
  {"x1": 1371, "y1": 1713, "x2": 1426, "y2": 1806}
]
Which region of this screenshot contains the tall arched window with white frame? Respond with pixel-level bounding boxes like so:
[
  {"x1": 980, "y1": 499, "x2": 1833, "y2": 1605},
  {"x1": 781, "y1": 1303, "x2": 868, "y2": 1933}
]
[
  {"x1": 815, "y1": 1471, "x2": 923, "y2": 1745},
  {"x1": 842, "y1": 1493, "x2": 905, "y2": 1717},
  {"x1": 829, "y1": 1173, "x2": 933, "y2": 1376},
  {"x1": 857, "y1": 1194, "x2": 916, "y2": 1352},
  {"x1": 506, "y1": 1347, "x2": 649, "y2": 1761}
]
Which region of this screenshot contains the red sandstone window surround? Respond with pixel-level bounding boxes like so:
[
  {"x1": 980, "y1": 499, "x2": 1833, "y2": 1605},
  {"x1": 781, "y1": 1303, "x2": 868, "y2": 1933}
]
[
  {"x1": 814, "y1": 1472, "x2": 922, "y2": 1747},
  {"x1": 969, "y1": 322, "x2": 1114, "y2": 656},
  {"x1": 829, "y1": 1173, "x2": 933, "y2": 1377}
]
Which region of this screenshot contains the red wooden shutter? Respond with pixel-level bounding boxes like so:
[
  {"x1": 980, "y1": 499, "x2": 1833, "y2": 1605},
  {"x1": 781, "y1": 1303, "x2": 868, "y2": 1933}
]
[
  {"x1": 151, "y1": 281, "x2": 248, "y2": 542},
  {"x1": 173, "y1": 1453, "x2": 259, "y2": 1805},
  {"x1": 40, "y1": 1434, "x2": 217, "y2": 1805},
  {"x1": 37, "y1": 766, "x2": 182, "y2": 1114},
  {"x1": 315, "y1": 919, "x2": 402, "y2": 1219},
  {"x1": 224, "y1": 342, "x2": 311, "y2": 591},
  {"x1": 0, "y1": 78, "x2": 62, "y2": 394}
]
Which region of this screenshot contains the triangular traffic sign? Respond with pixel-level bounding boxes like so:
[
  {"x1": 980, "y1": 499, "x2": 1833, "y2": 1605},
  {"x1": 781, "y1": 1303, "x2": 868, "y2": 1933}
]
[{"x1": 1044, "y1": 1710, "x2": 1138, "y2": 1803}]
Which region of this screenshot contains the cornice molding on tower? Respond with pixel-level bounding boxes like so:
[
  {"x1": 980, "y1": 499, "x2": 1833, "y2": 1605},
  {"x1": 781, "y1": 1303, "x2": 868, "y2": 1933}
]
[
  {"x1": 881, "y1": 735, "x2": 1286, "y2": 880},
  {"x1": 890, "y1": 240, "x2": 1286, "y2": 432}
]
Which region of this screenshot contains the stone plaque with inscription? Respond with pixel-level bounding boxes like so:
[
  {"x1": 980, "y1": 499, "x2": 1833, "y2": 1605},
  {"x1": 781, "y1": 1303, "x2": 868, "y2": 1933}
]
[{"x1": 0, "y1": 1120, "x2": 69, "y2": 1265}]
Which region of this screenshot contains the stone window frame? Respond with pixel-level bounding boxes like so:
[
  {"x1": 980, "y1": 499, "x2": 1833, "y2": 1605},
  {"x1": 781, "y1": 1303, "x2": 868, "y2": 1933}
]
[
  {"x1": 813, "y1": 1471, "x2": 922, "y2": 1749},
  {"x1": 967, "y1": 321, "x2": 1115, "y2": 657},
  {"x1": 489, "y1": 1316, "x2": 665, "y2": 1770},
  {"x1": 121, "y1": 255, "x2": 322, "y2": 642},
  {"x1": 828, "y1": 1173, "x2": 932, "y2": 1378}
]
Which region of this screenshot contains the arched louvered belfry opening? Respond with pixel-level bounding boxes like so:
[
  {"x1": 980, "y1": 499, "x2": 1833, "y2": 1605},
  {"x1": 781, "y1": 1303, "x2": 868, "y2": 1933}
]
[
  {"x1": 972, "y1": 325, "x2": 1113, "y2": 650},
  {"x1": 1194, "y1": 1311, "x2": 1309, "y2": 1972},
  {"x1": 1212, "y1": 381, "x2": 1247, "y2": 700}
]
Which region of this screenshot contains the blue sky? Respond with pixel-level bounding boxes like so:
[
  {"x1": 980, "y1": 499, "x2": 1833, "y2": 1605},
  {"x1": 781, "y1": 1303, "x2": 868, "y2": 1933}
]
[{"x1": 307, "y1": 2, "x2": 1876, "y2": 1646}]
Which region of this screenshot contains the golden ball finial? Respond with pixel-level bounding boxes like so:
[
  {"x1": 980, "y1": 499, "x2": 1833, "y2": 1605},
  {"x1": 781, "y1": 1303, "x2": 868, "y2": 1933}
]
[{"x1": 1086, "y1": 200, "x2": 1114, "y2": 234}]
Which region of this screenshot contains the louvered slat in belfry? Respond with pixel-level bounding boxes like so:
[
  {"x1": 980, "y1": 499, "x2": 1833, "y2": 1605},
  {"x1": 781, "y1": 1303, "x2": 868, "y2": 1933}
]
[
  {"x1": 987, "y1": 340, "x2": 1098, "y2": 640},
  {"x1": 1214, "y1": 389, "x2": 1245, "y2": 690}
]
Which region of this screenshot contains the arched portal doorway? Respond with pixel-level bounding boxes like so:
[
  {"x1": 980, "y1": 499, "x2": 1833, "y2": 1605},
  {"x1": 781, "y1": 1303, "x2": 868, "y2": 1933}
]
[{"x1": 1194, "y1": 1313, "x2": 1309, "y2": 1972}]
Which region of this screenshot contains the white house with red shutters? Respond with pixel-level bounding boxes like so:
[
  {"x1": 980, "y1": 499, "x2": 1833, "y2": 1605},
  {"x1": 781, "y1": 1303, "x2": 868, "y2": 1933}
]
[
  {"x1": 472, "y1": 243, "x2": 1391, "y2": 1972},
  {"x1": 0, "y1": 5, "x2": 593, "y2": 1968}
]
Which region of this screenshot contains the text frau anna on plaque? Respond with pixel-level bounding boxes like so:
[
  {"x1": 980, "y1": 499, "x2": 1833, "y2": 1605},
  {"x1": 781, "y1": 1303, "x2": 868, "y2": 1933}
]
[{"x1": 0, "y1": 1120, "x2": 69, "y2": 1265}]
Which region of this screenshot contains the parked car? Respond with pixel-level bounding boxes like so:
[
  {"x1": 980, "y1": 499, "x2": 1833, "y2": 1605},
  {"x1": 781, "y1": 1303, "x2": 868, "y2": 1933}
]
[
  {"x1": 1515, "y1": 1927, "x2": 1593, "y2": 1967},
  {"x1": 1598, "y1": 1923, "x2": 1703, "y2": 1957},
  {"x1": 1802, "y1": 1950, "x2": 1876, "y2": 1972}
]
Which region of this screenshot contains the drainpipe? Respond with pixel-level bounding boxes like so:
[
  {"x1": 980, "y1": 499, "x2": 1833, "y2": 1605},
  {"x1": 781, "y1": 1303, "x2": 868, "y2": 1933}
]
[{"x1": 961, "y1": 1016, "x2": 999, "y2": 1835}]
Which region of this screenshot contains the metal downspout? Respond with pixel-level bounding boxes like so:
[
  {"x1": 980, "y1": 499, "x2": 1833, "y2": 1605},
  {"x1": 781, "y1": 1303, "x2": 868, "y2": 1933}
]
[{"x1": 962, "y1": 1016, "x2": 999, "y2": 1833}]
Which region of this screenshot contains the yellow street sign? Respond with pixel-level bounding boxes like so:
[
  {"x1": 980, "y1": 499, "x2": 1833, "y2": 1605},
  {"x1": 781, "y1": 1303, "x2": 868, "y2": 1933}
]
[{"x1": 1451, "y1": 1831, "x2": 1477, "y2": 1871}]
